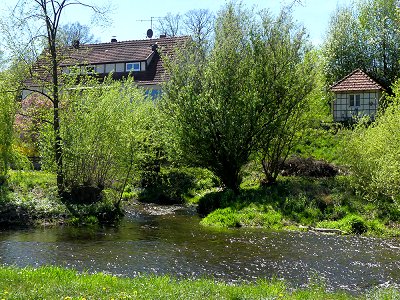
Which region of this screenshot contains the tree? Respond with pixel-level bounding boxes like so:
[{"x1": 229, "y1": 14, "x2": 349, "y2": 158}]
[
  {"x1": 183, "y1": 9, "x2": 214, "y2": 47},
  {"x1": 156, "y1": 12, "x2": 182, "y2": 37},
  {"x1": 38, "y1": 75, "x2": 156, "y2": 206},
  {"x1": 157, "y1": 9, "x2": 214, "y2": 49},
  {"x1": 162, "y1": 3, "x2": 315, "y2": 192},
  {"x1": 6, "y1": 0, "x2": 107, "y2": 197},
  {"x1": 324, "y1": 0, "x2": 400, "y2": 89},
  {"x1": 0, "y1": 71, "x2": 17, "y2": 180},
  {"x1": 58, "y1": 22, "x2": 99, "y2": 45},
  {"x1": 253, "y1": 9, "x2": 316, "y2": 184}
]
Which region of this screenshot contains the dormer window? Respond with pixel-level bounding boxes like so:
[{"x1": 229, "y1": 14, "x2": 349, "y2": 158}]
[{"x1": 126, "y1": 62, "x2": 141, "y2": 72}]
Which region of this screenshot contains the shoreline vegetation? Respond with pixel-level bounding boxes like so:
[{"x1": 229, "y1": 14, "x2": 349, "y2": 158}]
[
  {"x1": 1, "y1": 161, "x2": 400, "y2": 237},
  {"x1": 0, "y1": 266, "x2": 398, "y2": 299}
]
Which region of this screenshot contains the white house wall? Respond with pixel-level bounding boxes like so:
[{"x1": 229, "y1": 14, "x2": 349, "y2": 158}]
[{"x1": 333, "y1": 90, "x2": 381, "y2": 122}]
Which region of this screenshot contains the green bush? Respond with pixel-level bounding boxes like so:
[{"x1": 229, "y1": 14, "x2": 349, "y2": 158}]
[{"x1": 345, "y1": 86, "x2": 400, "y2": 203}]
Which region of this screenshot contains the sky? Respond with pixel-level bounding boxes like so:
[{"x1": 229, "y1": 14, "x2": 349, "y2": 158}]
[{"x1": 1, "y1": 0, "x2": 351, "y2": 46}]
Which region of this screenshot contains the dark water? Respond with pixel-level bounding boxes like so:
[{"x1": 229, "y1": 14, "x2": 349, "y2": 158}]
[{"x1": 1, "y1": 204, "x2": 400, "y2": 293}]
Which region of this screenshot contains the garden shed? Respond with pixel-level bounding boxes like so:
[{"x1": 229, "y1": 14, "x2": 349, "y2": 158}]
[{"x1": 330, "y1": 69, "x2": 385, "y2": 122}]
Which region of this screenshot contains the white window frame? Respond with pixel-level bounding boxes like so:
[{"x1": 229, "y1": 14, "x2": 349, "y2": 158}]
[{"x1": 126, "y1": 62, "x2": 141, "y2": 72}]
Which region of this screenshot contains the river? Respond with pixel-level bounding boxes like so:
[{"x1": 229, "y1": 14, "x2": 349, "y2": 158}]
[{"x1": 0, "y1": 203, "x2": 399, "y2": 293}]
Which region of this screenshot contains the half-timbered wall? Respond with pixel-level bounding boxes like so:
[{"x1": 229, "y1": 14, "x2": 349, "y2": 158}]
[{"x1": 332, "y1": 90, "x2": 382, "y2": 122}]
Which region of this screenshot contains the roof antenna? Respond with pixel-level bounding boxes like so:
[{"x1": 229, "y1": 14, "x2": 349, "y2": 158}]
[{"x1": 137, "y1": 16, "x2": 161, "y2": 38}]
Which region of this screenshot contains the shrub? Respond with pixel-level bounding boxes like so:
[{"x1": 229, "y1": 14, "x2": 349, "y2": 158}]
[{"x1": 345, "y1": 88, "x2": 400, "y2": 203}]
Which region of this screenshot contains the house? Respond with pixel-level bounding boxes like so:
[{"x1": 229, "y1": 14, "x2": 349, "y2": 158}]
[
  {"x1": 330, "y1": 69, "x2": 385, "y2": 122},
  {"x1": 22, "y1": 35, "x2": 189, "y2": 99}
]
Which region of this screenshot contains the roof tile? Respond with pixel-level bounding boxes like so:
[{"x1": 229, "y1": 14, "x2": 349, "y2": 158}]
[{"x1": 330, "y1": 69, "x2": 384, "y2": 92}]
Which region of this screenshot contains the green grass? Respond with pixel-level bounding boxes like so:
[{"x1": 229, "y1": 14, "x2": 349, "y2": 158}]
[
  {"x1": 0, "y1": 266, "x2": 398, "y2": 299},
  {"x1": 0, "y1": 170, "x2": 68, "y2": 226},
  {"x1": 199, "y1": 176, "x2": 400, "y2": 236},
  {"x1": 0, "y1": 170, "x2": 122, "y2": 227}
]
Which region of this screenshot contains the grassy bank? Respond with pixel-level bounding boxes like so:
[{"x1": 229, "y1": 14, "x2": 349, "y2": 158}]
[
  {"x1": 0, "y1": 266, "x2": 398, "y2": 299},
  {"x1": 198, "y1": 176, "x2": 400, "y2": 237},
  {"x1": 0, "y1": 170, "x2": 121, "y2": 227},
  {"x1": 0, "y1": 170, "x2": 67, "y2": 226}
]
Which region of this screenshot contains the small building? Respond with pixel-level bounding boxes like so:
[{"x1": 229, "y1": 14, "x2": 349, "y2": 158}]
[
  {"x1": 23, "y1": 35, "x2": 189, "y2": 99},
  {"x1": 330, "y1": 69, "x2": 385, "y2": 122}
]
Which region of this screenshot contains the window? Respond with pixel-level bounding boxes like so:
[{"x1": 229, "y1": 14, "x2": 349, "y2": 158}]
[
  {"x1": 126, "y1": 62, "x2": 141, "y2": 72},
  {"x1": 349, "y1": 94, "x2": 361, "y2": 107}
]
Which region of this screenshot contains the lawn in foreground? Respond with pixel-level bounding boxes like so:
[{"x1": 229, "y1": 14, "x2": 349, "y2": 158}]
[{"x1": 0, "y1": 266, "x2": 399, "y2": 299}]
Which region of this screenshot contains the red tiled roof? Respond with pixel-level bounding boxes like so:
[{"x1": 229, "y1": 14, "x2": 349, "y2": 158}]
[
  {"x1": 330, "y1": 69, "x2": 384, "y2": 92},
  {"x1": 27, "y1": 36, "x2": 189, "y2": 87}
]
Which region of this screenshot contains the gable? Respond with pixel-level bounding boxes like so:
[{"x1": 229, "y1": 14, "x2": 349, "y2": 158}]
[{"x1": 330, "y1": 69, "x2": 384, "y2": 92}]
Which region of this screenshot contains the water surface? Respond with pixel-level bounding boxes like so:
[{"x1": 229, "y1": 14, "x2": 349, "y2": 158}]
[{"x1": 1, "y1": 204, "x2": 399, "y2": 293}]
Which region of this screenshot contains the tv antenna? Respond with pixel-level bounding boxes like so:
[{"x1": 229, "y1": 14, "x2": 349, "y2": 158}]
[{"x1": 136, "y1": 16, "x2": 162, "y2": 30}]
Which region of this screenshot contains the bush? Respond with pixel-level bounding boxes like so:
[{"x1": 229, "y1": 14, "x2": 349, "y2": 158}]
[
  {"x1": 344, "y1": 214, "x2": 368, "y2": 234},
  {"x1": 345, "y1": 88, "x2": 400, "y2": 202}
]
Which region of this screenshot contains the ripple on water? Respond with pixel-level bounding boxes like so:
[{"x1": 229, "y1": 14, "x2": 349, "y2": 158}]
[{"x1": 1, "y1": 210, "x2": 400, "y2": 294}]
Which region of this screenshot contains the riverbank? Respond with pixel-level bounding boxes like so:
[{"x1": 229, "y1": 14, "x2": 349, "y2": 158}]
[
  {"x1": 197, "y1": 176, "x2": 400, "y2": 237},
  {"x1": 1, "y1": 170, "x2": 399, "y2": 237},
  {"x1": 0, "y1": 266, "x2": 397, "y2": 299}
]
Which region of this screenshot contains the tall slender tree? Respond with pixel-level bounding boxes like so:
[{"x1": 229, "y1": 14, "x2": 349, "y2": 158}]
[{"x1": 4, "y1": 0, "x2": 108, "y2": 196}]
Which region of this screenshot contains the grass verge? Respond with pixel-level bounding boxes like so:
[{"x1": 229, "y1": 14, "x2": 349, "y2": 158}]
[{"x1": 0, "y1": 266, "x2": 398, "y2": 299}]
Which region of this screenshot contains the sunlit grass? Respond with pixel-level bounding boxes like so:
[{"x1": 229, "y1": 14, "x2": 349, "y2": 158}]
[{"x1": 2, "y1": 266, "x2": 395, "y2": 299}]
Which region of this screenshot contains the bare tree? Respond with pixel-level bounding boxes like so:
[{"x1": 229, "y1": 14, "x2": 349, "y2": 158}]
[
  {"x1": 183, "y1": 9, "x2": 214, "y2": 46},
  {"x1": 59, "y1": 22, "x2": 100, "y2": 45},
  {"x1": 156, "y1": 12, "x2": 182, "y2": 37},
  {"x1": 5, "y1": 0, "x2": 108, "y2": 196}
]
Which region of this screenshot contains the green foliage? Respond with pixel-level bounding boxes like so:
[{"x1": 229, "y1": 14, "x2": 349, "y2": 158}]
[
  {"x1": 198, "y1": 175, "x2": 400, "y2": 235},
  {"x1": 200, "y1": 207, "x2": 241, "y2": 228},
  {"x1": 344, "y1": 84, "x2": 400, "y2": 202},
  {"x1": 0, "y1": 71, "x2": 17, "y2": 178},
  {"x1": 163, "y1": 3, "x2": 315, "y2": 191},
  {"x1": 0, "y1": 171, "x2": 68, "y2": 226},
  {"x1": 293, "y1": 126, "x2": 347, "y2": 164},
  {"x1": 39, "y1": 75, "x2": 158, "y2": 208},
  {"x1": 323, "y1": 0, "x2": 400, "y2": 88},
  {"x1": 138, "y1": 167, "x2": 219, "y2": 204}
]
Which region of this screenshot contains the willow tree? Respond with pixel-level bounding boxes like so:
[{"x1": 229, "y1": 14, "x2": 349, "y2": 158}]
[
  {"x1": 163, "y1": 3, "x2": 315, "y2": 192},
  {"x1": 3, "y1": 0, "x2": 108, "y2": 196}
]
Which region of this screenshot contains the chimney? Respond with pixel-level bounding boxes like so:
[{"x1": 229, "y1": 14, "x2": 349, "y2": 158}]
[
  {"x1": 111, "y1": 36, "x2": 117, "y2": 43},
  {"x1": 72, "y1": 40, "x2": 80, "y2": 49},
  {"x1": 159, "y1": 34, "x2": 166, "y2": 38}
]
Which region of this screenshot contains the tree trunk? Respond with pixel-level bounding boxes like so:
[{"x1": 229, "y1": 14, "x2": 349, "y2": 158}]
[{"x1": 49, "y1": 38, "x2": 64, "y2": 196}]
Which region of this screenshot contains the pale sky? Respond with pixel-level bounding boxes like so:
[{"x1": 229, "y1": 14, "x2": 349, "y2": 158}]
[{"x1": 1, "y1": 0, "x2": 351, "y2": 46}]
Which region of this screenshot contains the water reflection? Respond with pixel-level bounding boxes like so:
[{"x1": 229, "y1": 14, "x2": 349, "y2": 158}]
[{"x1": 0, "y1": 204, "x2": 399, "y2": 293}]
